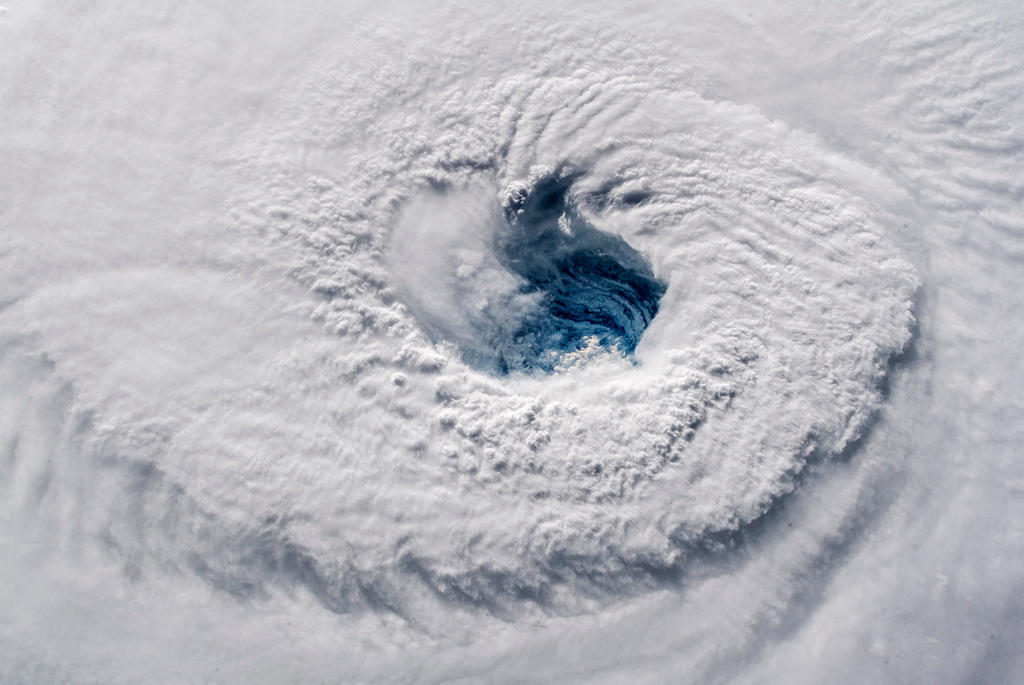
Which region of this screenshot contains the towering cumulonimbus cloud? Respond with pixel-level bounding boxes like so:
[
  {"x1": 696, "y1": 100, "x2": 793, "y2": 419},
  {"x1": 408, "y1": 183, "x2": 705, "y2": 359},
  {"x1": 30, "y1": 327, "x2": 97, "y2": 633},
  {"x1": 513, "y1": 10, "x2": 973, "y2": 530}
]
[{"x1": 1, "y1": 1, "x2": 1022, "y2": 684}]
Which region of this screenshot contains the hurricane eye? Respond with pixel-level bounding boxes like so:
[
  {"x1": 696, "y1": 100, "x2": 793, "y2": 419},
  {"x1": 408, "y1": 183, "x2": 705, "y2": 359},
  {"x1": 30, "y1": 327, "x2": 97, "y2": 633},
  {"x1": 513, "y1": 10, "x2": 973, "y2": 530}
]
[
  {"x1": 389, "y1": 174, "x2": 666, "y2": 376},
  {"x1": 493, "y1": 175, "x2": 665, "y2": 373}
]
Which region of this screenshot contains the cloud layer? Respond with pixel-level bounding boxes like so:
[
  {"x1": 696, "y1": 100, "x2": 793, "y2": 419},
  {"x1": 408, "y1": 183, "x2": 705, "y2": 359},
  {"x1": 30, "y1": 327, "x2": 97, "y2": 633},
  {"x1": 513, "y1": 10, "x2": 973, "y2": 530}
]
[{"x1": 1, "y1": 1, "x2": 1022, "y2": 683}]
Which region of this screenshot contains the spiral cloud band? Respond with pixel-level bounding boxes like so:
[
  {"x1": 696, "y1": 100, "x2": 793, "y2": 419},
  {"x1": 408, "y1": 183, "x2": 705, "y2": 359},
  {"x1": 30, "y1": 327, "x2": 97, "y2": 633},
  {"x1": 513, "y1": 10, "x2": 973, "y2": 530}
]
[{"x1": 1, "y1": 1, "x2": 1022, "y2": 683}]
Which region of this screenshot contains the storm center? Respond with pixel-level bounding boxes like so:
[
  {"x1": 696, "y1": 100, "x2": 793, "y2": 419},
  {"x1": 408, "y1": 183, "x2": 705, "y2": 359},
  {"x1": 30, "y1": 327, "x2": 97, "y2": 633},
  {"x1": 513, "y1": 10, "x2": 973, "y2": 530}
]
[
  {"x1": 391, "y1": 173, "x2": 666, "y2": 376},
  {"x1": 491, "y1": 174, "x2": 665, "y2": 373}
]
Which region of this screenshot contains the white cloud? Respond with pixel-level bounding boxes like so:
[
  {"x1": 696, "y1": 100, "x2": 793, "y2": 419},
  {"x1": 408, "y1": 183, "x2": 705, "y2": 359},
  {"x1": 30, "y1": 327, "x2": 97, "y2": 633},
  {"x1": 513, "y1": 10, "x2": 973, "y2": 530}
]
[{"x1": 1, "y1": 0, "x2": 1021, "y2": 682}]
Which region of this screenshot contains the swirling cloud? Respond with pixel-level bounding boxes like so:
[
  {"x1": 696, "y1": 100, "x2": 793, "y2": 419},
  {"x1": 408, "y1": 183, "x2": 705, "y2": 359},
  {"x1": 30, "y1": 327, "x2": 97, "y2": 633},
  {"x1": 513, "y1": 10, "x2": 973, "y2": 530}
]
[{"x1": 0, "y1": 1, "x2": 1021, "y2": 683}]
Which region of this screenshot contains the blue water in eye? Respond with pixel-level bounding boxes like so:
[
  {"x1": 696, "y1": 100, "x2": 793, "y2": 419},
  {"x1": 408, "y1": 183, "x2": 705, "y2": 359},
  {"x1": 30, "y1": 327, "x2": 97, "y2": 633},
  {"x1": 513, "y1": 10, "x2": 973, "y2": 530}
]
[{"x1": 493, "y1": 175, "x2": 665, "y2": 374}]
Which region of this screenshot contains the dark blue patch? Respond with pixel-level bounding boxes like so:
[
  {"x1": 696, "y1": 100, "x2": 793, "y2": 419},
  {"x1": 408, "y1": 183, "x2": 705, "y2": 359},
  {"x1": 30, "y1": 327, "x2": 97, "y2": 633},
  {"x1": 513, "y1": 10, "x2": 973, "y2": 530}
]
[{"x1": 493, "y1": 174, "x2": 665, "y2": 373}]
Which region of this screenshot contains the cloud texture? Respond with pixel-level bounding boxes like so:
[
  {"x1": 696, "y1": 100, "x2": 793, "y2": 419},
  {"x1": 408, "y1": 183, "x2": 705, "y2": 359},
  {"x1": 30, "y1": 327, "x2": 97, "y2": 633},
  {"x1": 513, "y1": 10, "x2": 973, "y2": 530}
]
[{"x1": 1, "y1": 1, "x2": 1022, "y2": 683}]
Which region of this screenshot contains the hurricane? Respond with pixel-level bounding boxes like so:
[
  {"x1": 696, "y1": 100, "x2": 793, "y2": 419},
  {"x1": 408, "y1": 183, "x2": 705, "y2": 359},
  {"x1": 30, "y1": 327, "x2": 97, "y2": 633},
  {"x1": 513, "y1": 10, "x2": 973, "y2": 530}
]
[{"x1": 2, "y1": 1, "x2": 1022, "y2": 683}]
